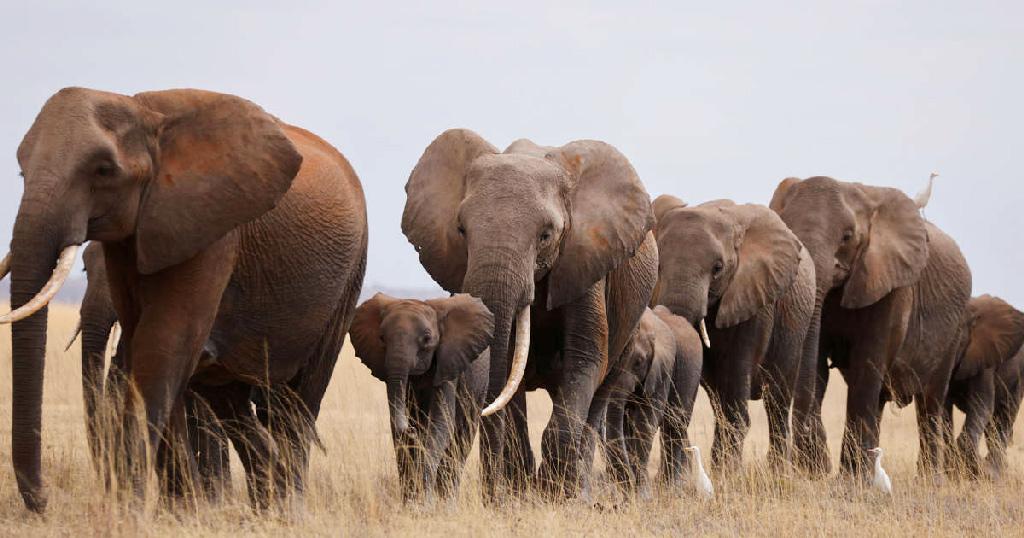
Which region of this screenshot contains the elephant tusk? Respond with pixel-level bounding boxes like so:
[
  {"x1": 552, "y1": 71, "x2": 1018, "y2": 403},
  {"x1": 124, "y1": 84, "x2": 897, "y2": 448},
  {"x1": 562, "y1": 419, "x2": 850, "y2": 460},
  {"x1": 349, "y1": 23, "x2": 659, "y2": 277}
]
[
  {"x1": 699, "y1": 318, "x2": 711, "y2": 348},
  {"x1": 0, "y1": 252, "x2": 10, "y2": 280},
  {"x1": 481, "y1": 306, "x2": 530, "y2": 417},
  {"x1": 107, "y1": 322, "x2": 121, "y2": 358},
  {"x1": 64, "y1": 320, "x2": 81, "y2": 352},
  {"x1": 0, "y1": 244, "x2": 78, "y2": 324}
]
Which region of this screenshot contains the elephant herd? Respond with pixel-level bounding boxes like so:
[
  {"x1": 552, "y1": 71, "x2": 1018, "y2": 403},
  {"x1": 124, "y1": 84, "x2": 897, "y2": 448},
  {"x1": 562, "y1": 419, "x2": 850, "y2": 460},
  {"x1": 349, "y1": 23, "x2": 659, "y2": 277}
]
[{"x1": 3, "y1": 88, "x2": 1023, "y2": 515}]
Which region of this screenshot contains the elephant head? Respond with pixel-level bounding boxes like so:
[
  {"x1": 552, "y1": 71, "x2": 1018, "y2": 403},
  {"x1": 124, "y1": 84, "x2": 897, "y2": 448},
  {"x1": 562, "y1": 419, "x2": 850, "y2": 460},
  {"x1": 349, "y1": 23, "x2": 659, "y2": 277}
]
[
  {"x1": 350, "y1": 293, "x2": 494, "y2": 437},
  {"x1": 954, "y1": 295, "x2": 1024, "y2": 382},
  {"x1": 401, "y1": 129, "x2": 652, "y2": 415},
  {"x1": 769, "y1": 176, "x2": 928, "y2": 310},
  {"x1": 8, "y1": 87, "x2": 302, "y2": 511},
  {"x1": 652, "y1": 196, "x2": 802, "y2": 330}
]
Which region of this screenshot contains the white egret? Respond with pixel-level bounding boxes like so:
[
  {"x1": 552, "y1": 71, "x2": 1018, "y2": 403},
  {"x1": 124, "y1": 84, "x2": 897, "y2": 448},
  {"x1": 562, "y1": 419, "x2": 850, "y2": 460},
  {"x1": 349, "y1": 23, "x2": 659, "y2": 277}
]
[
  {"x1": 685, "y1": 445, "x2": 714, "y2": 499},
  {"x1": 867, "y1": 447, "x2": 892, "y2": 495}
]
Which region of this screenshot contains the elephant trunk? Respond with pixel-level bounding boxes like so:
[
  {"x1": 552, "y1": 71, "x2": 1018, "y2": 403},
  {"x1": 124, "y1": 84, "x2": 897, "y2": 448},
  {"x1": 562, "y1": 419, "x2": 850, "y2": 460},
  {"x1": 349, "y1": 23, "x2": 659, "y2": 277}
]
[{"x1": 386, "y1": 377, "x2": 413, "y2": 438}]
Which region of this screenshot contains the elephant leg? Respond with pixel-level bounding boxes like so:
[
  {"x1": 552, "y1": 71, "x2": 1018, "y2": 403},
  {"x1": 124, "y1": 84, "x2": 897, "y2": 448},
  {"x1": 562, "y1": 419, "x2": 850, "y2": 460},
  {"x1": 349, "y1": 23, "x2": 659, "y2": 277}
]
[
  {"x1": 763, "y1": 360, "x2": 797, "y2": 468},
  {"x1": 625, "y1": 394, "x2": 662, "y2": 500},
  {"x1": 186, "y1": 391, "x2": 231, "y2": 502},
  {"x1": 986, "y1": 381, "x2": 1020, "y2": 479},
  {"x1": 200, "y1": 382, "x2": 279, "y2": 510},
  {"x1": 955, "y1": 373, "x2": 995, "y2": 478},
  {"x1": 156, "y1": 400, "x2": 199, "y2": 506},
  {"x1": 795, "y1": 347, "x2": 831, "y2": 475},
  {"x1": 537, "y1": 282, "x2": 608, "y2": 499},
  {"x1": 939, "y1": 397, "x2": 956, "y2": 475},
  {"x1": 603, "y1": 397, "x2": 630, "y2": 489},
  {"x1": 419, "y1": 382, "x2": 459, "y2": 503},
  {"x1": 913, "y1": 391, "x2": 948, "y2": 482},
  {"x1": 436, "y1": 382, "x2": 480, "y2": 499},
  {"x1": 581, "y1": 378, "x2": 618, "y2": 500},
  {"x1": 657, "y1": 386, "x2": 688, "y2": 487},
  {"x1": 501, "y1": 390, "x2": 535, "y2": 494},
  {"x1": 838, "y1": 365, "x2": 885, "y2": 477}
]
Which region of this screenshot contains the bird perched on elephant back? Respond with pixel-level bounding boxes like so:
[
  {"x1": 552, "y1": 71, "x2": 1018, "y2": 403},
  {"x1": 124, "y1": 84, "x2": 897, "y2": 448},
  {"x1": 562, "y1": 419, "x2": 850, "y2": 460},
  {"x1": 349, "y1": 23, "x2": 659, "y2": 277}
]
[
  {"x1": 349, "y1": 293, "x2": 494, "y2": 502},
  {"x1": 402, "y1": 129, "x2": 657, "y2": 500},
  {"x1": 6, "y1": 87, "x2": 367, "y2": 513},
  {"x1": 599, "y1": 306, "x2": 703, "y2": 498},
  {"x1": 770, "y1": 176, "x2": 971, "y2": 480},
  {"x1": 943, "y1": 295, "x2": 1024, "y2": 477},
  {"x1": 651, "y1": 195, "x2": 815, "y2": 470}
]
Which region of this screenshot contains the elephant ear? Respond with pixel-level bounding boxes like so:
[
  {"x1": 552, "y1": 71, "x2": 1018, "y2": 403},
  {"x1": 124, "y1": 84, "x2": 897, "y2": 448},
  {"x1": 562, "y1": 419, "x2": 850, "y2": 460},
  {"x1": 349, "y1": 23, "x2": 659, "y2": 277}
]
[
  {"x1": 350, "y1": 293, "x2": 398, "y2": 381},
  {"x1": 544, "y1": 140, "x2": 654, "y2": 309},
  {"x1": 133, "y1": 89, "x2": 302, "y2": 274},
  {"x1": 427, "y1": 294, "x2": 495, "y2": 386},
  {"x1": 652, "y1": 194, "x2": 687, "y2": 226},
  {"x1": 841, "y1": 186, "x2": 929, "y2": 309},
  {"x1": 716, "y1": 204, "x2": 802, "y2": 328},
  {"x1": 402, "y1": 129, "x2": 498, "y2": 292},
  {"x1": 958, "y1": 295, "x2": 1024, "y2": 380},
  {"x1": 769, "y1": 177, "x2": 802, "y2": 214}
]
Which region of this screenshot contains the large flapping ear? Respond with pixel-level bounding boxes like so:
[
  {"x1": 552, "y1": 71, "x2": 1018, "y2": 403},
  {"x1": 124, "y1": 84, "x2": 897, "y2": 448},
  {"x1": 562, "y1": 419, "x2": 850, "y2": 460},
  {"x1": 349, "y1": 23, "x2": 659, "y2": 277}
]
[
  {"x1": 841, "y1": 186, "x2": 929, "y2": 309},
  {"x1": 652, "y1": 194, "x2": 688, "y2": 227},
  {"x1": 427, "y1": 294, "x2": 495, "y2": 385},
  {"x1": 769, "y1": 177, "x2": 803, "y2": 214},
  {"x1": 132, "y1": 89, "x2": 301, "y2": 274},
  {"x1": 402, "y1": 129, "x2": 498, "y2": 292},
  {"x1": 958, "y1": 295, "x2": 1024, "y2": 380},
  {"x1": 716, "y1": 204, "x2": 802, "y2": 328},
  {"x1": 544, "y1": 140, "x2": 654, "y2": 309},
  {"x1": 349, "y1": 293, "x2": 398, "y2": 381}
]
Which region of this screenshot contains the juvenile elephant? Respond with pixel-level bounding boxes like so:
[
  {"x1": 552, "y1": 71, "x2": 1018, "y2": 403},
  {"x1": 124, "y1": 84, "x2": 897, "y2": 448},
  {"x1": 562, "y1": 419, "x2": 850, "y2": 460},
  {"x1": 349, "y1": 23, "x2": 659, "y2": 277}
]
[
  {"x1": 770, "y1": 176, "x2": 971, "y2": 479},
  {"x1": 6, "y1": 88, "x2": 367, "y2": 512},
  {"x1": 984, "y1": 345, "x2": 1024, "y2": 478},
  {"x1": 349, "y1": 293, "x2": 494, "y2": 501},
  {"x1": 402, "y1": 130, "x2": 657, "y2": 499},
  {"x1": 601, "y1": 306, "x2": 702, "y2": 497},
  {"x1": 943, "y1": 295, "x2": 1024, "y2": 477},
  {"x1": 651, "y1": 196, "x2": 815, "y2": 469}
]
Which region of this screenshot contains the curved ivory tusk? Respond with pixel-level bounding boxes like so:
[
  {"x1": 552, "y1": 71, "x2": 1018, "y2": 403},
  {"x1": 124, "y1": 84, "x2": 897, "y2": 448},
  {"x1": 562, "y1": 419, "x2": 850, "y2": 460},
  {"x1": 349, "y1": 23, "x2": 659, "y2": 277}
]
[
  {"x1": 64, "y1": 320, "x2": 81, "y2": 352},
  {"x1": 107, "y1": 322, "x2": 121, "y2": 358},
  {"x1": 0, "y1": 252, "x2": 10, "y2": 280},
  {"x1": 699, "y1": 318, "x2": 711, "y2": 348},
  {"x1": 0, "y1": 244, "x2": 78, "y2": 324},
  {"x1": 481, "y1": 307, "x2": 530, "y2": 417}
]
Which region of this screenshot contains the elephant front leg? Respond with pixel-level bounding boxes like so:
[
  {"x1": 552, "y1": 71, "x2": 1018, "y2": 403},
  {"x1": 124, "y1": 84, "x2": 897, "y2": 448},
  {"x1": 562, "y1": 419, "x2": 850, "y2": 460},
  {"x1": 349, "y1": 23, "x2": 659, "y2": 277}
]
[
  {"x1": 419, "y1": 382, "x2": 459, "y2": 504},
  {"x1": 537, "y1": 283, "x2": 608, "y2": 499},
  {"x1": 625, "y1": 396, "x2": 663, "y2": 500},
  {"x1": 603, "y1": 398, "x2": 630, "y2": 490},
  {"x1": 838, "y1": 363, "x2": 885, "y2": 478},
  {"x1": 794, "y1": 338, "x2": 831, "y2": 476},
  {"x1": 954, "y1": 373, "x2": 995, "y2": 477},
  {"x1": 985, "y1": 384, "x2": 1021, "y2": 479},
  {"x1": 706, "y1": 347, "x2": 753, "y2": 471}
]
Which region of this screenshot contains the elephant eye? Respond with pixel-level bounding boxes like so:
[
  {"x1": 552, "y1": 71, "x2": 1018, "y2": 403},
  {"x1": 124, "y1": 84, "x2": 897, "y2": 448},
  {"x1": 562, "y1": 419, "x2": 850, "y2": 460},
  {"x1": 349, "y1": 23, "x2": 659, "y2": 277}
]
[
  {"x1": 841, "y1": 229, "x2": 854, "y2": 243},
  {"x1": 712, "y1": 260, "x2": 724, "y2": 277},
  {"x1": 94, "y1": 162, "x2": 117, "y2": 178},
  {"x1": 540, "y1": 230, "x2": 552, "y2": 243},
  {"x1": 457, "y1": 224, "x2": 466, "y2": 237}
]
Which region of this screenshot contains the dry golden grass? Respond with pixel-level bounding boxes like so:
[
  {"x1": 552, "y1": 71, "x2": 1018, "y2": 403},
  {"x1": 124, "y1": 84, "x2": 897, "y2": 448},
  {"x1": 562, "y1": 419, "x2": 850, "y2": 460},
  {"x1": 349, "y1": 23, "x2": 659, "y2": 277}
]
[{"x1": 0, "y1": 303, "x2": 1021, "y2": 536}]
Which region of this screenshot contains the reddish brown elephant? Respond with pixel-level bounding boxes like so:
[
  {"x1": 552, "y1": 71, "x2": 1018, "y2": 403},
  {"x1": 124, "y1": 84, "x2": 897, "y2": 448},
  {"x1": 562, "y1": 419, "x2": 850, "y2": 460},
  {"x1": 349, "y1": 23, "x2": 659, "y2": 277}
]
[{"x1": 7, "y1": 88, "x2": 367, "y2": 512}]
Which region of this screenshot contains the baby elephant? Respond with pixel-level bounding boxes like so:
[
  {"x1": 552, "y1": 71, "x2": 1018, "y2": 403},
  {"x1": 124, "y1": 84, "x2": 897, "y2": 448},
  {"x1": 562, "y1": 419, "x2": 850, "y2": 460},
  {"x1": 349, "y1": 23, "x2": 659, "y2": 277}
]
[
  {"x1": 603, "y1": 306, "x2": 703, "y2": 498},
  {"x1": 349, "y1": 293, "x2": 494, "y2": 501},
  {"x1": 945, "y1": 294, "x2": 1024, "y2": 477}
]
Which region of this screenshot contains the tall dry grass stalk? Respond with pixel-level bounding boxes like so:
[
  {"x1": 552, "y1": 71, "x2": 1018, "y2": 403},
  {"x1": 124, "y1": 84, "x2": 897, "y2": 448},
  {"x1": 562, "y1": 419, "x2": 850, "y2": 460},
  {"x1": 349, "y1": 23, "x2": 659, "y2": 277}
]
[{"x1": 0, "y1": 303, "x2": 1021, "y2": 536}]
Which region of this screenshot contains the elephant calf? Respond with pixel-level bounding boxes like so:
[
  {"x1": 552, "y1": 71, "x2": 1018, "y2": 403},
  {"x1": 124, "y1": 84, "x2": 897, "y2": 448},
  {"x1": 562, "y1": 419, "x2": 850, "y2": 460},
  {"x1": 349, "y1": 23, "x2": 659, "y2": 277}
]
[
  {"x1": 943, "y1": 295, "x2": 1024, "y2": 477},
  {"x1": 350, "y1": 293, "x2": 494, "y2": 501},
  {"x1": 601, "y1": 306, "x2": 702, "y2": 498}
]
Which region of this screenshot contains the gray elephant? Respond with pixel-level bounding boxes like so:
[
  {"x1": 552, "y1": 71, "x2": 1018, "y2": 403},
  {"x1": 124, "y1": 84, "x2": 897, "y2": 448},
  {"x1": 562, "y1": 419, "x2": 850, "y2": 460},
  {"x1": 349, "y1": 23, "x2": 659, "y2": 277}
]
[
  {"x1": 6, "y1": 88, "x2": 368, "y2": 512},
  {"x1": 402, "y1": 130, "x2": 657, "y2": 499},
  {"x1": 984, "y1": 344, "x2": 1024, "y2": 478},
  {"x1": 943, "y1": 295, "x2": 1024, "y2": 477},
  {"x1": 601, "y1": 306, "x2": 702, "y2": 498},
  {"x1": 651, "y1": 306, "x2": 704, "y2": 488},
  {"x1": 771, "y1": 176, "x2": 971, "y2": 479},
  {"x1": 349, "y1": 293, "x2": 494, "y2": 501},
  {"x1": 651, "y1": 196, "x2": 815, "y2": 469}
]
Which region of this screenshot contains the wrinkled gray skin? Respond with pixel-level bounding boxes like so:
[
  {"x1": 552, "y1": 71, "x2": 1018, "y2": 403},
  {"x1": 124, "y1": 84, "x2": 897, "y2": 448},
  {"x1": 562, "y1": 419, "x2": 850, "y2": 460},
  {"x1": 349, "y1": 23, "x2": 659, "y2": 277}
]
[
  {"x1": 10, "y1": 88, "x2": 367, "y2": 512},
  {"x1": 943, "y1": 295, "x2": 1024, "y2": 477},
  {"x1": 652, "y1": 197, "x2": 815, "y2": 469},
  {"x1": 76, "y1": 242, "x2": 232, "y2": 500},
  {"x1": 652, "y1": 306, "x2": 704, "y2": 487},
  {"x1": 600, "y1": 306, "x2": 702, "y2": 498},
  {"x1": 402, "y1": 130, "x2": 657, "y2": 499},
  {"x1": 771, "y1": 176, "x2": 971, "y2": 478},
  {"x1": 349, "y1": 293, "x2": 494, "y2": 501},
  {"x1": 982, "y1": 346, "x2": 1024, "y2": 478}
]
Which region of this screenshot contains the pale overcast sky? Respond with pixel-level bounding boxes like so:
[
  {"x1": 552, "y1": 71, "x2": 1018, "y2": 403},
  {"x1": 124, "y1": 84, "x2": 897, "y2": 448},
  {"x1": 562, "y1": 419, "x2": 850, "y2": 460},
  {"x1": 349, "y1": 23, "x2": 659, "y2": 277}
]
[{"x1": 2, "y1": 1, "x2": 1022, "y2": 304}]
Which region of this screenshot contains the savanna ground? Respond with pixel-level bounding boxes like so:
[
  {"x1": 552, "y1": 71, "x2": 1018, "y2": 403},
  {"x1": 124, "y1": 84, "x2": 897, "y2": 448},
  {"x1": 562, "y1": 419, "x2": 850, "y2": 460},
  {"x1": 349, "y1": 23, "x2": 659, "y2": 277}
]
[{"x1": 0, "y1": 304, "x2": 1021, "y2": 536}]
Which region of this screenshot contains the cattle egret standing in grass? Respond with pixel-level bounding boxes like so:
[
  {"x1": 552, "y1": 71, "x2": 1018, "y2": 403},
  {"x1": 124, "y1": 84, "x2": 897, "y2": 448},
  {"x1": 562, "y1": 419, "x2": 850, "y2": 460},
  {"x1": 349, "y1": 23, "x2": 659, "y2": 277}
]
[
  {"x1": 685, "y1": 446, "x2": 714, "y2": 499},
  {"x1": 914, "y1": 172, "x2": 939, "y2": 213},
  {"x1": 868, "y1": 447, "x2": 892, "y2": 494}
]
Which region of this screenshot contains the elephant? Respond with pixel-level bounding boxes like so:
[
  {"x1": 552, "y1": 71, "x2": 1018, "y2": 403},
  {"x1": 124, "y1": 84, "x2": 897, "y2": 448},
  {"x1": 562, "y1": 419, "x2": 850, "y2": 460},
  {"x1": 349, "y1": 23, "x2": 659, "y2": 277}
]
[
  {"x1": 349, "y1": 293, "x2": 494, "y2": 501},
  {"x1": 943, "y1": 295, "x2": 1024, "y2": 477},
  {"x1": 770, "y1": 176, "x2": 971, "y2": 479},
  {"x1": 983, "y1": 344, "x2": 1024, "y2": 478},
  {"x1": 402, "y1": 129, "x2": 658, "y2": 499},
  {"x1": 601, "y1": 306, "x2": 702, "y2": 498},
  {"x1": 651, "y1": 196, "x2": 815, "y2": 469},
  {"x1": 6, "y1": 87, "x2": 367, "y2": 512}
]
